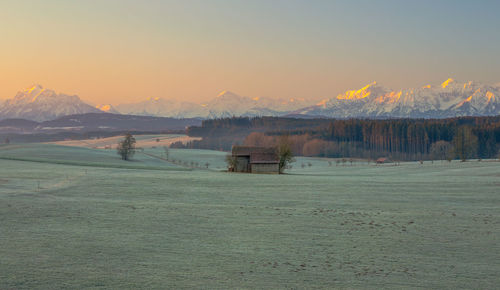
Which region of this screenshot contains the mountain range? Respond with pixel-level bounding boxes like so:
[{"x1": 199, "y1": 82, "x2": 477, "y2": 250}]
[
  {"x1": 296, "y1": 78, "x2": 499, "y2": 118},
  {"x1": 1, "y1": 79, "x2": 499, "y2": 122},
  {"x1": 114, "y1": 90, "x2": 312, "y2": 119},
  {"x1": 0, "y1": 84, "x2": 101, "y2": 121}
]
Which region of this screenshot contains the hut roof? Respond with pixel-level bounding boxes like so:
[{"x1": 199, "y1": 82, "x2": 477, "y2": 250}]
[{"x1": 250, "y1": 152, "x2": 279, "y2": 164}]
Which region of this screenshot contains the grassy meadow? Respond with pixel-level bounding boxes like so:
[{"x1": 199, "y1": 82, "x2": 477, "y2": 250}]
[{"x1": 0, "y1": 139, "x2": 499, "y2": 289}]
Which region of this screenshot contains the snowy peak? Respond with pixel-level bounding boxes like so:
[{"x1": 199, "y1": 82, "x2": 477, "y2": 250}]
[
  {"x1": 23, "y1": 84, "x2": 46, "y2": 102},
  {"x1": 216, "y1": 90, "x2": 240, "y2": 98},
  {"x1": 0, "y1": 85, "x2": 101, "y2": 121},
  {"x1": 116, "y1": 90, "x2": 315, "y2": 118},
  {"x1": 116, "y1": 96, "x2": 204, "y2": 118},
  {"x1": 23, "y1": 84, "x2": 44, "y2": 94},
  {"x1": 441, "y1": 78, "x2": 455, "y2": 88},
  {"x1": 8, "y1": 79, "x2": 496, "y2": 121},
  {"x1": 297, "y1": 79, "x2": 500, "y2": 118},
  {"x1": 210, "y1": 90, "x2": 248, "y2": 104},
  {"x1": 206, "y1": 91, "x2": 313, "y2": 117},
  {"x1": 336, "y1": 81, "x2": 380, "y2": 100},
  {"x1": 96, "y1": 104, "x2": 120, "y2": 114},
  {"x1": 10, "y1": 84, "x2": 49, "y2": 105},
  {"x1": 485, "y1": 91, "x2": 496, "y2": 102},
  {"x1": 9, "y1": 84, "x2": 79, "y2": 106}
]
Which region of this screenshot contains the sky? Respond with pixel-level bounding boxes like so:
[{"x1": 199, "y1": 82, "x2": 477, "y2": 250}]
[{"x1": 1, "y1": 0, "x2": 500, "y2": 105}]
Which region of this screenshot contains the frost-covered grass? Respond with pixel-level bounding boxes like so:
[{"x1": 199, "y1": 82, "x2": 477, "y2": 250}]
[
  {"x1": 0, "y1": 145, "x2": 499, "y2": 289},
  {"x1": 0, "y1": 144, "x2": 186, "y2": 171},
  {"x1": 145, "y1": 147, "x2": 228, "y2": 170}
]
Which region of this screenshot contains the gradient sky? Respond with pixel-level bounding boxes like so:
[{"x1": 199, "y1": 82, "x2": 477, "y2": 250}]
[{"x1": 1, "y1": 0, "x2": 500, "y2": 105}]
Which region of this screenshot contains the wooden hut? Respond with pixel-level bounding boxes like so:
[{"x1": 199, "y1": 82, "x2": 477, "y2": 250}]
[{"x1": 231, "y1": 146, "x2": 280, "y2": 174}]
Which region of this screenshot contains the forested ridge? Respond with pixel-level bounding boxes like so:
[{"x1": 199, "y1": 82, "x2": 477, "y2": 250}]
[{"x1": 184, "y1": 116, "x2": 500, "y2": 161}]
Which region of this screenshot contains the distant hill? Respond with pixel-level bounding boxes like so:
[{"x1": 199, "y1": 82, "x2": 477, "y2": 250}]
[
  {"x1": 39, "y1": 113, "x2": 201, "y2": 132},
  {"x1": 0, "y1": 113, "x2": 202, "y2": 134},
  {"x1": 0, "y1": 118, "x2": 39, "y2": 133}
]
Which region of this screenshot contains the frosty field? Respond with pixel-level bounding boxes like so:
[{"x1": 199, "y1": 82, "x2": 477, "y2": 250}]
[{"x1": 0, "y1": 143, "x2": 499, "y2": 289}]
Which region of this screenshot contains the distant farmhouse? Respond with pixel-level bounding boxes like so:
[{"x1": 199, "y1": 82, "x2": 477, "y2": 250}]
[{"x1": 230, "y1": 146, "x2": 280, "y2": 174}]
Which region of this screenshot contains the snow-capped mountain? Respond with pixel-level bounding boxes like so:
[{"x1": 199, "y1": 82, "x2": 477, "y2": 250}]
[
  {"x1": 116, "y1": 90, "x2": 314, "y2": 118},
  {"x1": 115, "y1": 97, "x2": 205, "y2": 118},
  {"x1": 0, "y1": 85, "x2": 103, "y2": 121},
  {"x1": 295, "y1": 79, "x2": 500, "y2": 118},
  {"x1": 204, "y1": 90, "x2": 311, "y2": 118},
  {"x1": 3, "y1": 80, "x2": 497, "y2": 122},
  {"x1": 119, "y1": 81, "x2": 499, "y2": 119},
  {"x1": 95, "y1": 104, "x2": 120, "y2": 114}
]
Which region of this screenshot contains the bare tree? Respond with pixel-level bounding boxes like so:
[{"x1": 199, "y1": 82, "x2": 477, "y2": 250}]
[
  {"x1": 163, "y1": 146, "x2": 169, "y2": 160},
  {"x1": 430, "y1": 141, "x2": 453, "y2": 162},
  {"x1": 225, "y1": 154, "x2": 238, "y2": 172},
  {"x1": 277, "y1": 135, "x2": 295, "y2": 173},
  {"x1": 117, "y1": 133, "x2": 136, "y2": 160}
]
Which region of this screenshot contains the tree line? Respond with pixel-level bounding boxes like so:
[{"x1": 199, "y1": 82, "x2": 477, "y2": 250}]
[{"x1": 184, "y1": 116, "x2": 500, "y2": 161}]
